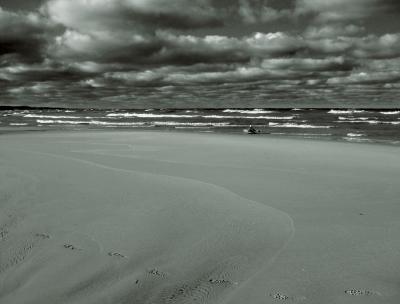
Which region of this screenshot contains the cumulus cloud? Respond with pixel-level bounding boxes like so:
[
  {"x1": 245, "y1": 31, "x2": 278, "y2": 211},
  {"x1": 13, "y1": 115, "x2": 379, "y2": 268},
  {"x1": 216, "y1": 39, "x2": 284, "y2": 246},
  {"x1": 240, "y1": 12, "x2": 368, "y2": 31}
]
[
  {"x1": 304, "y1": 24, "x2": 365, "y2": 39},
  {"x1": 327, "y1": 71, "x2": 400, "y2": 85},
  {"x1": 296, "y1": 0, "x2": 400, "y2": 24},
  {"x1": 353, "y1": 34, "x2": 400, "y2": 59},
  {"x1": 104, "y1": 64, "x2": 306, "y2": 86},
  {"x1": 238, "y1": 0, "x2": 290, "y2": 24},
  {"x1": 1, "y1": 0, "x2": 400, "y2": 107},
  {"x1": 43, "y1": 0, "x2": 222, "y2": 31},
  {"x1": 260, "y1": 57, "x2": 355, "y2": 72},
  {"x1": 295, "y1": 0, "x2": 380, "y2": 22},
  {"x1": 0, "y1": 7, "x2": 57, "y2": 63}
]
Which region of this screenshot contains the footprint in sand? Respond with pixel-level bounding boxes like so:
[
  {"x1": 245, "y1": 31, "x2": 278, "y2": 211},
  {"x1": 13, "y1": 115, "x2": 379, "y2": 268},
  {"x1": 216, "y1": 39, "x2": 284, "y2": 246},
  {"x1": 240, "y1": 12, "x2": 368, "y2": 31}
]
[
  {"x1": 163, "y1": 278, "x2": 236, "y2": 304},
  {"x1": 35, "y1": 233, "x2": 51, "y2": 239},
  {"x1": 148, "y1": 268, "x2": 167, "y2": 278},
  {"x1": 269, "y1": 292, "x2": 307, "y2": 302},
  {"x1": 345, "y1": 289, "x2": 380, "y2": 296},
  {"x1": 160, "y1": 257, "x2": 245, "y2": 304},
  {"x1": 0, "y1": 228, "x2": 9, "y2": 240},
  {"x1": 270, "y1": 293, "x2": 290, "y2": 301},
  {"x1": 63, "y1": 244, "x2": 81, "y2": 251},
  {"x1": 108, "y1": 252, "x2": 126, "y2": 258},
  {"x1": 208, "y1": 278, "x2": 235, "y2": 285}
]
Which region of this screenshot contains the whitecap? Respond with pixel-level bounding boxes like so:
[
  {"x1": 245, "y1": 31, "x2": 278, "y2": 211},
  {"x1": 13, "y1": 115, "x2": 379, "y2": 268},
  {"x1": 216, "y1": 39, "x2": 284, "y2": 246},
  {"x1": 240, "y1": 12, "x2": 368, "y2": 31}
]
[
  {"x1": 347, "y1": 133, "x2": 364, "y2": 137},
  {"x1": 328, "y1": 110, "x2": 365, "y2": 114},
  {"x1": 106, "y1": 113, "x2": 199, "y2": 118},
  {"x1": 25, "y1": 114, "x2": 81, "y2": 119},
  {"x1": 152, "y1": 121, "x2": 230, "y2": 127},
  {"x1": 380, "y1": 111, "x2": 400, "y2": 115},
  {"x1": 36, "y1": 120, "x2": 147, "y2": 126},
  {"x1": 269, "y1": 122, "x2": 331, "y2": 129},
  {"x1": 222, "y1": 109, "x2": 274, "y2": 114},
  {"x1": 338, "y1": 117, "x2": 370, "y2": 121},
  {"x1": 203, "y1": 115, "x2": 294, "y2": 120}
]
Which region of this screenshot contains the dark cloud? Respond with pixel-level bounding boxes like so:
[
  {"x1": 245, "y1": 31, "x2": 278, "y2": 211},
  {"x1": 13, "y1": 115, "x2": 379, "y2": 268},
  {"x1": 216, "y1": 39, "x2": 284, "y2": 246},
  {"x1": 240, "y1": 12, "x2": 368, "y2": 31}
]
[
  {"x1": 327, "y1": 71, "x2": 400, "y2": 85},
  {"x1": 43, "y1": 0, "x2": 222, "y2": 31},
  {"x1": 295, "y1": 0, "x2": 376, "y2": 22},
  {"x1": 0, "y1": 0, "x2": 46, "y2": 11},
  {"x1": 237, "y1": 0, "x2": 291, "y2": 24},
  {"x1": 1, "y1": 0, "x2": 400, "y2": 107},
  {"x1": 0, "y1": 7, "x2": 58, "y2": 63},
  {"x1": 295, "y1": 0, "x2": 400, "y2": 25}
]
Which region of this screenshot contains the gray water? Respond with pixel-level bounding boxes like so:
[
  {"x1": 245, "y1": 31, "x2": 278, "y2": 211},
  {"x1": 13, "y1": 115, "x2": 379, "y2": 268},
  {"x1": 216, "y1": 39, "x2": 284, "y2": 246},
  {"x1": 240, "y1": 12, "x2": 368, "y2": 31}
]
[{"x1": 1, "y1": 107, "x2": 399, "y2": 145}]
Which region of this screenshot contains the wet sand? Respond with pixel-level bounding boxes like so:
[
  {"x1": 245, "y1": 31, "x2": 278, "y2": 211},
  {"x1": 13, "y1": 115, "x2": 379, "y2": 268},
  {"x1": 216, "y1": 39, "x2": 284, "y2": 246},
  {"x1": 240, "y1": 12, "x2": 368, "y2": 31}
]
[{"x1": 0, "y1": 131, "x2": 399, "y2": 304}]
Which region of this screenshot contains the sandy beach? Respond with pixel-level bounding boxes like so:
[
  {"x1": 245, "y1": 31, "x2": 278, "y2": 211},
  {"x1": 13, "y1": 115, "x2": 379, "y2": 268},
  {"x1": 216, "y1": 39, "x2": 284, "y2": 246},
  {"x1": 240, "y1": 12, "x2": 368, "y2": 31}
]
[{"x1": 0, "y1": 131, "x2": 399, "y2": 304}]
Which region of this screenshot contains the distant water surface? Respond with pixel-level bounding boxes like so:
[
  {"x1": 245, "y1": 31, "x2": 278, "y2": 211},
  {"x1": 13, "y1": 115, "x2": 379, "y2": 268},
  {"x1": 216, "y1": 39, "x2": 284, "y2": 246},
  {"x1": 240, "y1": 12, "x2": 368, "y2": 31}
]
[{"x1": 1, "y1": 108, "x2": 399, "y2": 145}]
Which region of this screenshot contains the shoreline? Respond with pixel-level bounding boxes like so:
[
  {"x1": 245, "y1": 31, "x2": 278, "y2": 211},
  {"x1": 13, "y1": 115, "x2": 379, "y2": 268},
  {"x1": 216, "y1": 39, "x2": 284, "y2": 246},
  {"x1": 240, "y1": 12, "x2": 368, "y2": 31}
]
[
  {"x1": 1, "y1": 127, "x2": 399, "y2": 148},
  {"x1": 2, "y1": 107, "x2": 400, "y2": 146}
]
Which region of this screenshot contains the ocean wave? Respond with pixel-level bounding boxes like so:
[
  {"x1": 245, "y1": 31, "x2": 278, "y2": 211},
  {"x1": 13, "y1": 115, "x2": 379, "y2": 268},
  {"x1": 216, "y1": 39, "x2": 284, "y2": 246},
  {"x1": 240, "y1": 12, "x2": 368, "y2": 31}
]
[
  {"x1": 9, "y1": 123, "x2": 28, "y2": 126},
  {"x1": 380, "y1": 111, "x2": 400, "y2": 115},
  {"x1": 36, "y1": 119, "x2": 231, "y2": 127},
  {"x1": 269, "y1": 122, "x2": 331, "y2": 129},
  {"x1": 203, "y1": 115, "x2": 294, "y2": 120},
  {"x1": 223, "y1": 109, "x2": 274, "y2": 114},
  {"x1": 347, "y1": 133, "x2": 364, "y2": 137},
  {"x1": 328, "y1": 110, "x2": 366, "y2": 114},
  {"x1": 25, "y1": 114, "x2": 82, "y2": 119},
  {"x1": 338, "y1": 117, "x2": 370, "y2": 121},
  {"x1": 36, "y1": 120, "x2": 147, "y2": 126},
  {"x1": 106, "y1": 113, "x2": 199, "y2": 118},
  {"x1": 337, "y1": 120, "x2": 400, "y2": 125},
  {"x1": 152, "y1": 121, "x2": 231, "y2": 127},
  {"x1": 343, "y1": 137, "x2": 372, "y2": 143}
]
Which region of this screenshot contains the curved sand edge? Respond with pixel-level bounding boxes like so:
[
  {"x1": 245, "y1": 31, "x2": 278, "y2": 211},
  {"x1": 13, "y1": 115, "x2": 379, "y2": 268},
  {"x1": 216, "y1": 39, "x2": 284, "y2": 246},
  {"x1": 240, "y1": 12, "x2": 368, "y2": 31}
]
[{"x1": 0, "y1": 133, "x2": 294, "y2": 304}]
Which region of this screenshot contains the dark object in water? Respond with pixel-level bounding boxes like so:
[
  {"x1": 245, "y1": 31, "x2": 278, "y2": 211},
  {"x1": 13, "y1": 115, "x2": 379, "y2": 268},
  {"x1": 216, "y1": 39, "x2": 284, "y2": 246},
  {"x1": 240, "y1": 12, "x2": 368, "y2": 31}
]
[{"x1": 247, "y1": 125, "x2": 260, "y2": 134}]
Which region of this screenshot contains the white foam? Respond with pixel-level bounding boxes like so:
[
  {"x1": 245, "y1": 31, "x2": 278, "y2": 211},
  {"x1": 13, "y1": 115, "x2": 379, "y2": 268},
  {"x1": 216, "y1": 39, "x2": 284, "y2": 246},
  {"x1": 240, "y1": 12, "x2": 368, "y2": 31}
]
[
  {"x1": 380, "y1": 111, "x2": 400, "y2": 115},
  {"x1": 269, "y1": 122, "x2": 331, "y2": 129},
  {"x1": 343, "y1": 137, "x2": 372, "y2": 143},
  {"x1": 203, "y1": 115, "x2": 294, "y2": 120},
  {"x1": 106, "y1": 113, "x2": 198, "y2": 118},
  {"x1": 338, "y1": 117, "x2": 370, "y2": 121},
  {"x1": 9, "y1": 123, "x2": 28, "y2": 126},
  {"x1": 347, "y1": 133, "x2": 364, "y2": 137},
  {"x1": 328, "y1": 110, "x2": 365, "y2": 114},
  {"x1": 337, "y1": 120, "x2": 399, "y2": 125},
  {"x1": 36, "y1": 119, "x2": 231, "y2": 127},
  {"x1": 152, "y1": 121, "x2": 230, "y2": 127},
  {"x1": 36, "y1": 120, "x2": 147, "y2": 126},
  {"x1": 25, "y1": 114, "x2": 82, "y2": 119},
  {"x1": 223, "y1": 109, "x2": 274, "y2": 114}
]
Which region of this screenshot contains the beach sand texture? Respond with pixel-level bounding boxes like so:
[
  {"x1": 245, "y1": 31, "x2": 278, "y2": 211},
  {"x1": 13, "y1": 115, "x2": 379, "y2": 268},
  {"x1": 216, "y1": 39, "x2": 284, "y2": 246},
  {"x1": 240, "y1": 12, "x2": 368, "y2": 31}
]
[{"x1": 0, "y1": 131, "x2": 399, "y2": 304}]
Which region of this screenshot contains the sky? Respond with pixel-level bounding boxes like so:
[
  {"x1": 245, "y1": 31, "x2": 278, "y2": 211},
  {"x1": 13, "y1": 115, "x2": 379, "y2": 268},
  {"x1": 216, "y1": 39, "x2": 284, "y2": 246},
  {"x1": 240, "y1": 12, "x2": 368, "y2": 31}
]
[{"x1": 1, "y1": 0, "x2": 400, "y2": 108}]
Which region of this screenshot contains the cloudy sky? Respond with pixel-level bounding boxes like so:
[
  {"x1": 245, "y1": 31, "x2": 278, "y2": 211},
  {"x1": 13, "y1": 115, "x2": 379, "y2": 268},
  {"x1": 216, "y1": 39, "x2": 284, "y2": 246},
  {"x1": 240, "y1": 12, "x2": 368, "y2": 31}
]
[{"x1": 1, "y1": 0, "x2": 400, "y2": 108}]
